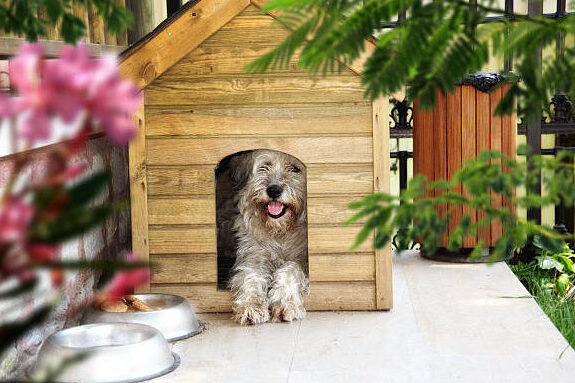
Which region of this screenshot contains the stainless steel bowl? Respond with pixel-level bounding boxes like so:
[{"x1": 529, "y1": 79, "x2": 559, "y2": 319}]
[
  {"x1": 30, "y1": 323, "x2": 179, "y2": 383},
  {"x1": 82, "y1": 294, "x2": 202, "y2": 342}
]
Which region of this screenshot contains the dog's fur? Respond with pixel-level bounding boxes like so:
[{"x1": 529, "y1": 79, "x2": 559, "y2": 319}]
[{"x1": 228, "y1": 150, "x2": 309, "y2": 325}]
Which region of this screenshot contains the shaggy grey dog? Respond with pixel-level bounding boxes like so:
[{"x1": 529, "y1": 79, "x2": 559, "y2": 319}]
[{"x1": 228, "y1": 149, "x2": 309, "y2": 325}]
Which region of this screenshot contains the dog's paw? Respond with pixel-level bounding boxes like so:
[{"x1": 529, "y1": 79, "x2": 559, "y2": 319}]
[
  {"x1": 233, "y1": 304, "x2": 270, "y2": 325},
  {"x1": 270, "y1": 301, "x2": 306, "y2": 323}
]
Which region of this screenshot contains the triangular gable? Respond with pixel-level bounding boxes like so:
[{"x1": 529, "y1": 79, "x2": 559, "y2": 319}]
[{"x1": 119, "y1": 0, "x2": 376, "y2": 89}]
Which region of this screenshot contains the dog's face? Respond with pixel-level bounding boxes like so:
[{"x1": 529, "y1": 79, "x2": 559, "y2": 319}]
[{"x1": 241, "y1": 150, "x2": 306, "y2": 234}]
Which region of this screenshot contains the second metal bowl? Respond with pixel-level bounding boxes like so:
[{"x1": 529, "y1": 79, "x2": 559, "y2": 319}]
[
  {"x1": 82, "y1": 293, "x2": 202, "y2": 342},
  {"x1": 30, "y1": 323, "x2": 178, "y2": 383}
]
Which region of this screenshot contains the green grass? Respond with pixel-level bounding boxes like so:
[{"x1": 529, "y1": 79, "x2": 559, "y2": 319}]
[{"x1": 509, "y1": 261, "x2": 575, "y2": 350}]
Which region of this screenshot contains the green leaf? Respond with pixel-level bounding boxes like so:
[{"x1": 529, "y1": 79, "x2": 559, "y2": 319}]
[
  {"x1": 66, "y1": 170, "x2": 111, "y2": 209},
  {"x1": 30, "y1": 203, "x2": 122, "y2": 244},
  {"x1": 556, "y1": 273, "x2": 570, "y2": 295},
  {"x1": 537, "y1": 255, "x2": 564, "y2": 271}
]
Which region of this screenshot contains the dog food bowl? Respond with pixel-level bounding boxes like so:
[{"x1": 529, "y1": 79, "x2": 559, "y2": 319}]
[
  {"x1": 82, "y1": 293, "x2": 202, "y2": 342},
  {"x1": 30, "y1": 323, "x2": 179, "y2": 383}
]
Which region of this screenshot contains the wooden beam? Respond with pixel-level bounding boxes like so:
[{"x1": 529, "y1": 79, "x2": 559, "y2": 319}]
[
  {"x1": 372, "y1": 97, "x2": 393, "y2": 310},
  {"x1": 119, "y1": 0, "x2": 250, "y2": 89},
  {"x1": 0, "y1": 37, "x2": 125, "y2": 58},
  {"x1": 129, "y1": 92, "x2": 151, "y2": 292}
]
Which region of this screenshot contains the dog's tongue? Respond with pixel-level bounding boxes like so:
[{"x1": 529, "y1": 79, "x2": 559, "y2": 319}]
[{"x1": 267, "y1": 201, "x2": 284, "y2": 216}]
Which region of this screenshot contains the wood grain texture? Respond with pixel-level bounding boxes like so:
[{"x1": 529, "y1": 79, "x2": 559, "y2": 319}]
[
  {"x1": 476, "y1": 90, "x2": 492, "y2": 246},
  {"x1": 146, "y1": 75, "x2": 365, "y2": 106},
  {"x1": 372, "y1": 97, "x2": 392, "y2": 310},
  {"x1": 433, "y1": 90, "x2": 448, "y2": 245},
  {"x1": 146, "y1": 137, "x2": 373, "y2": 165},
  {"x1": 149, "y1": 225, "x2": 371, "y2": 255},
  {"x1": 501, "y1": 85, "x2": 516, "y2": 215},
  {"x1": 152, "y1": 253, "x2": 375, "y2": 284},
  {"x1": 145, "y1": 103, "x2": 372, "y2": 137},
  {"x1": 119, "y1": 0, "x2": 250, "y2": 89},
  {"x1": 446, "y1": 88, "x2": 462, "y2": 241},
  {"x1": 129, "y1": 94, "x2": 150, "y2": 292},
  {"x1": 151, "y1": 281, "x2": 377, "y2": 312},
  {"x1": 489, "y1": 87, "x2": 503, "y2": 242},
  {"x1": 88, "y1": 5, "x2": 106, "y2": 44},
  {"x1": 461, "y1": 86, "x2": 477, "y2": 247},
  {"x1": 147, "y1": 164, "x2": 374, "y2": 197}
]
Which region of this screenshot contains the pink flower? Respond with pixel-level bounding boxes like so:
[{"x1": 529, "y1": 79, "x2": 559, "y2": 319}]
[
  {"x1": 104, "y1": 254, "x2": 150, "y2": 298},
  {"x1": 10, "y1": 43, "x2": 43, "y2": 93},
  {"x1": 0, "y1": 198, "x2": 34, "y2": 243}
]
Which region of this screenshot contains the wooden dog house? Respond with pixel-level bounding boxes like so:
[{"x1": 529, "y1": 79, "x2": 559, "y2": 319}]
[{"x1": 121, "y1": 0, "x2": 392, "y2": 312}]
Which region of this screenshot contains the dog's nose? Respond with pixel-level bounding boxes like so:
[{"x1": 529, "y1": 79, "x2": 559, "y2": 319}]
[{"x1": 266, "y1": 185, "x2": 283, "y2": 199}]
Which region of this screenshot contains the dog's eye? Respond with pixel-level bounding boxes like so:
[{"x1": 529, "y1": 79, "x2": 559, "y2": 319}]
[{"x1": 288, "y1": 165, "x2": 301, "y2": 173}]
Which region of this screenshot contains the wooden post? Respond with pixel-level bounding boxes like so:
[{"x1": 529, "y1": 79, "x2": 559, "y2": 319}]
[
  {"x1": 126, "y1": 0, "x2": 168, "y2": 44},
  {"x1": 129, "y1": 92, "x2": 150, "y2": 292}
]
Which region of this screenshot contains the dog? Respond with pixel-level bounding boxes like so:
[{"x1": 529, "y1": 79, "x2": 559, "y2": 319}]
[{"x1": 228, "y1": 149, "x2": 309, "y2": 325}]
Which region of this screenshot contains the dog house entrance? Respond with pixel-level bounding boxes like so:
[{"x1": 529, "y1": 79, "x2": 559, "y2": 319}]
[{"x1": 215, "y1": 149, "x2": 308, "y2": 289}]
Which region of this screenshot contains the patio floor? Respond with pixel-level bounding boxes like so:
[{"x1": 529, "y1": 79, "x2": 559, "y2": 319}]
[{"x1": 154, "y1": 250, "x2": 575, "y2": 383}]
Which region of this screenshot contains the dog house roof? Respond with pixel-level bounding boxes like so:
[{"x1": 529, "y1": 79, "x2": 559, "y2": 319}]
[{"x1": 118, "y1": 0, "x2": 377, "y2": 90}]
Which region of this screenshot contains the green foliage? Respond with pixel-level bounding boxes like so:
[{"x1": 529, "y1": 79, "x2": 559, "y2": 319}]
[
  {"x1": 0, "y1": 0, "x2": 133, "y2": 43},
  {"x1": 510, "y1": 261, "x2": 575, "y2": 349},
  {"x1": 346, "y1": 148, "x2": 575, "y2": 261},
  {"x1": 249, "y1": 0, "x2": 575, "y2": 121},
  {"x1": 533, "y1": 237, "x2": 575, "y2": 296}
]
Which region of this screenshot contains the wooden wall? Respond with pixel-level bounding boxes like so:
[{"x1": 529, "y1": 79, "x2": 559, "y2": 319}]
[{"x1": 143, "y1": 5, "x2": 384, "y2": 312}]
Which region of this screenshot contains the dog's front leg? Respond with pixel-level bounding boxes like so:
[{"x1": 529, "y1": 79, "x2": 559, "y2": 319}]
[
  {"x1": 230, "y1": 264, "x2": 271, "y2": 325},
  {"x1": 269, "y1": 261, "x2": 309, "y2": 322}
]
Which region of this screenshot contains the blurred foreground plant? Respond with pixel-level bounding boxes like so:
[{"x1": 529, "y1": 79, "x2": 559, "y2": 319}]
[
  {"x1": 347, "y1": 146, "x2": 575, "y2": 261},
  {"x1": 0, "y1": 0, "x2": 133, "y2": 43},
  {"x1": 0, "y1": 43, "x2": 146, "y2": 364}
]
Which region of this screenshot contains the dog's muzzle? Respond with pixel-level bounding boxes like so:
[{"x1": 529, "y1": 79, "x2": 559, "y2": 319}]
[{"x1": 267, "y1": 201, "x2": 287, "y2": 219}]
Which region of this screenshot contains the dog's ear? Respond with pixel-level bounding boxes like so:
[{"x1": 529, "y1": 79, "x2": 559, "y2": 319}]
[{"x1": 229, "y1": 151, "x2": 254, "y2": 191}]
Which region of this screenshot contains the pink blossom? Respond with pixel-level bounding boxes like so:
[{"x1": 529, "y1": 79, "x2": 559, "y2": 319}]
[
  {"x1": 104, "y1": 253, "x2": 150, "y2": 298},
  {"x1": 7, "y1": 43, "x2": 142, "y2": 145},
  {"x1": 0, "y1": 198, "x2": 34, "y2": 243}
]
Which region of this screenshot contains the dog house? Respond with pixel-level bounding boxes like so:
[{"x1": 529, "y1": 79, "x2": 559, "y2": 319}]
[{"x1": 120, "y1": 0, "x2": 392, "y2": 312}]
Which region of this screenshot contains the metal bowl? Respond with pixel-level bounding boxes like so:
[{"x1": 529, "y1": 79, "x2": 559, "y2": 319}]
[
  {"x1": 82, "y1": 294, "x2": 202, "y2": 342},
  {"x1": 30, "y1": 323, "x2": 179, "y2": 383}
]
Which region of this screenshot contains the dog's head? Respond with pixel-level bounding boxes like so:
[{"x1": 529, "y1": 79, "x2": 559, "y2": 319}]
[{"x1": 240, "y1": 150, "x2": 306, "y2": 234}]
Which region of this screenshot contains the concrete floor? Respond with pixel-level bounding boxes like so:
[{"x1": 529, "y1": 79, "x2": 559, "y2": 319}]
[{"x1": 155, "y1": 251, "x2": 575, "y2": 383}]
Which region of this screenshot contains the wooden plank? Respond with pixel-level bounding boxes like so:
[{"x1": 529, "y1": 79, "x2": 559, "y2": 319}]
[
  {"x1": 147, "y1": 164, "x2": 374, "y2": 197},
  {"x1": 501, "y1": 84, "x2": 516, "y2": 216},
  {"x1": 149, "y1": 225, "x2": 372, "y2": 255},
  {"x1": 151, "y1": 281, "x2": 377, "y2": 312},
  {"x1": 433, "y1": 90, "x2": 448, "y2": 246},
  {"x1": 145, "y1": 103, "x2": 372, "y2": 137},
  {"x1": 146, "y1": 75, "x2": 365, "y2": 106},
  {"x1": 148, "y1": 197, "x2": 215, "y2": 225},
  {"x1": 372, "y1": 97, "x2": 392, "y2": 310},
  {"x1": 146, "y1": 137, "x2": 373, "y2": 165},
  {"x1": 461, "y1": 86, "x2": 477, "y2": 248},
  {"x1": 119, "y1": 0, "x2": 250, "y2": 89},
  {"x1": 0, "y1": 37, "x2": 124, "y2": 57},
  {"x1": 161, "y1": 44, "x2": 300, "y2": 77},
  {"x1": 490, "y1": 87, "x2": 503, "y2": 242},
  {"x1": 152, "y1": 254, "x2": 217, "y2": 283},
  {"x1": 476, "y1": 90, "x2": 492, "y2": 246},
  {"x1": 151, "y1": 283, "x2": 232, "y2": 312},
  {"x1": 309, "y1": 254, "x2": 375, "y2": 282},
  {"x1": 149, "y1": 195, "x2": 362, "y2": 226},
  {"x1": 188, "y1": 8, "x2": 289, "y2": 48},
  {"x1": 116, "y1": 0, "x2": 128, "y2": 46},
  {"x1": 88, "y1": 4, "x2": 106, "y2": 45},
  {"x1": 152, "y1": 253, "x2": 375, "y2": 284},
  {"x1": 446, "y1": 88, "x2": 462, "y2": 241},
  {"x1": 129, "y1": 93, "x2": 150, "y2": 292}
]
